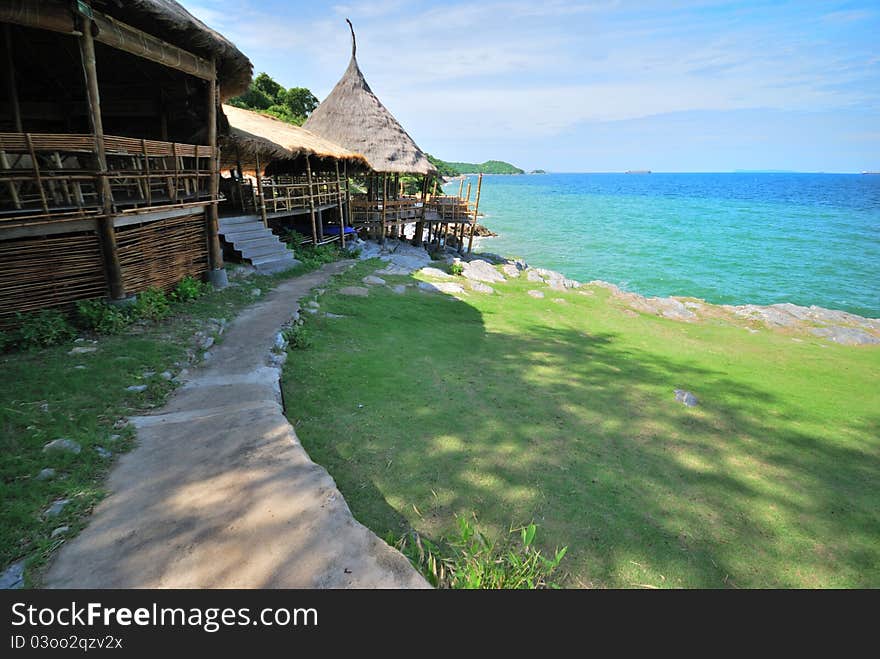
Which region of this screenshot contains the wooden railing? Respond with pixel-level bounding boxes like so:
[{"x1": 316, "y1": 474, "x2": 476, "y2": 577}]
[
  {"x1": 0, "y1": 132, "x2": 216, "y2": 226},
  {"x1": 255, "y1": 175, "x2": 342, "y2": 215},
  {"x1": 349, "y1": 195, "x2": 424, "y2": 226},
  {"x1": 427, "y1": 195, "x2": 473, "y2": 223}
]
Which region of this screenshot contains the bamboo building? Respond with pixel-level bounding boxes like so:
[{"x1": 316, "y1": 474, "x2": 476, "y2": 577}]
[{"x1": 0, "y1": 0, "x2": 253, "y2": 324}]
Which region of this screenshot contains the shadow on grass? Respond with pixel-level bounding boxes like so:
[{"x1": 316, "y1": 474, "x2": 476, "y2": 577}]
[{"x1": 286, "y1": 261, "x2": 880, "y2": 588}]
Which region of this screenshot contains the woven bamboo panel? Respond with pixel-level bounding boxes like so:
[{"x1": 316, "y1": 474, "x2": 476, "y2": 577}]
[
  {"x1": 117, "y1": 211, "x2": 208, "y2": 293},
  {"x1": 0, "y1": 231, "x2": 108, "y2": 327},
  {"x1": 0, "y1": 133, "x2": 215, "y2": 158}
]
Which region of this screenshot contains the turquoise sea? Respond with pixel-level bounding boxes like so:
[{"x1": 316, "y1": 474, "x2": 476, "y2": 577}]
[{"x1": 457, "y1": 173, "x2": 880, "y2": 318}]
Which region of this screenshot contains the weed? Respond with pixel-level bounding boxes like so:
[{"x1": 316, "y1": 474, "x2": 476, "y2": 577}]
[
  {"x1": 450, "y1": 262, "x2": 464, "y2": 276},
  {"x1": 397, "y1": 517, "x2": 567, "y2": 589},
  {"x1": 172, "y1": 276, "x2": 211, "y2": 303},
  {"x1": 75, "y1": 299, "x2": 131, "y2": 335},
  {"x1": 14, "y1": 310, "x2": 77, "y2": 349},
  {"x1": 131, "y1": 287, "x2": 170, "y2": 321},
  {"x1": 282, "y1": 323, "x2": 312, "y2": 350}
]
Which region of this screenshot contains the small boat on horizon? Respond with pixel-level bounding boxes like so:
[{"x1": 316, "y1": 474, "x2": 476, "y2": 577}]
[
  {"x1": 625, "y1": 170, "x2": 651, "y2": 174},
  {"x1": 861, "y1": 171, "x2": 880, "y2": 175}
]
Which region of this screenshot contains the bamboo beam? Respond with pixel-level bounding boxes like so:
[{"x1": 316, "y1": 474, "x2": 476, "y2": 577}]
[
  {"x1": 255, "y1": 152, "x2": 267, "y2": 227},
  {"x1": 79, "y1": 16, "x2": 124, "y2": 300},
  {"x1": 305, "y1": 157, "x2": 318, "y2": 245},
  {"x1": 381, "y1": 173, "x2": 388, "y2": 245},
  {"x1": 205, "y1": 63, "x2": 224, "y2": 276},
  {"x1": 3, "y1": 24, "x2": 22, "y2": 132},
  {"x1": 344, "y1": 161, "x2": 352, "y2": 240},
  {"x1": 468, "y1": 173, "x2": 483, "y2": 254},
  {"x1": 24, "y1": 133, "x2": 48, "y2": 213},
  {"x1": 334, "y1": 160, "x2": 346, "y2": 249},
  {"x1": 413, "y1": 175, "x2": 427, "y2": 246}
]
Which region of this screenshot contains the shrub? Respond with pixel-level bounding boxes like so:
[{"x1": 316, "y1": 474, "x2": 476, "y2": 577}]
[
  {"x1": 450, "y1": 262, "x2": 464, "y2": 276},
  {"x1": 15, "y1": 309, "x2": 77, "y2": 349},
  {"x1": 172, "y1": 276, "x2": 210, "y2": 303},
  {"x1": 0, "y1": 330, "x2": 11, "y2": 353},
  {"x1": 131, "y1": 287, "x2": 170, "y2": 321},
  {"x1": 76, "y1": 299, "x2": 131, "y2": 335},
  {"x1": 397, "y1": 517, "x2": 567, "y2": 589},
  {"x1": 282, "y1": 323, "x2": 311, "y2": 350}
]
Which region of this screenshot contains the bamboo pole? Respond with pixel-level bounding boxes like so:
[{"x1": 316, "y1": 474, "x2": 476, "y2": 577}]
[
  {"x1": 305, "y1": 156, "x2": 318, "y2": 245},
  {"x1": 344, "y1": 161, "x2": 352, "y2": 237},
  {"x1": 205, "y1": 65, "x2": 224, "y2": 277},
  {"x1": 4, "y1": 24, "x2": 22, "y2": 132},
  {"x1": 334, "y1": 160, "x2": 346, "y2": 249},
  {"x1": 467, "y1": 173, "x2": 483, "y2": 254},
  {"x1": 79, "y1": 16, "x2": 124, "y2": 300},
  {"x1": 381, "y1": 173, "x2": 388, "y2": 246},
  {"x1": 413, "y1": 175, "x2": 427, "y2": 246},
  {"x1": 255, "y1": 152, "x2": 268, "y2": 227}
]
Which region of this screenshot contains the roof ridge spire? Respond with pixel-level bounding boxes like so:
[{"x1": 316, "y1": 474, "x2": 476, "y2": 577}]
[{"x1": 346, "y1": 18, "x2": 356, "y2": 60}]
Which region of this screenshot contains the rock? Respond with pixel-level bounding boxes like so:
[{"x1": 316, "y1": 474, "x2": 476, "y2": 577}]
[
  {"x1": 43, "y1": 438, "x2": 81, "y2": 455},
  {"x1": 339, "y1": 286, "x2": 369, "y2": 297},
  {"x1": 391, "y1": 285, "x2": 407, "y2": 295},
  {"x1": 142, "y1": 371, "x2": 156, "y2": 378},
  {"x1": 418, "y1": 267, "x2": 453, "y2": 279},
  {"x1": 0, "y1": 561, "x2": 25, "y2": 589},
  {"x1": 461, "y1": 259, "x2": 506, "y2": 283},
  {"x1": 202, "y1": 351, "x2": 213, "y2": 362},
  {"x1": 471, "y1": 252, "x2": 506, "y2": 264},
  {"x1": 95, "y1": 446, "x2": 112, "y2": 459},
  {"x1": 36, "y1": 468, "x2": 56, "y2": 481},
  {"x1": 469, "y1": 281, "x2": 495, "y2": 294},
  {"x1": 526, "y1": 269, "x2": 545, "y2": 283},
  {"x1": 44, "y1": 499, "x2": 70, "y2": 518},
  {"x1": 362, "y1": 275, "x2": 387, "y2": 286},
  {"x1": 374, "y1": 264, "x2": 412, "y2": 276},
  {"x1": 250, "y1": 288, "x2": 262, "y2": 296},
  {"x1": 51, "y1": 526, "x2": 70, "y2": 539},
  {"x1": 68, "y1": 347, "x2": 97, "y2": 355},
  {"x1": 314, "y1": 289, "x2": 326, "y2": 296},
  {"x1": 306, "y1": 301, "x2": 320, "y2": 309},
  {"x1": 810, "y1": 327, "x2": 880, "y2": 346},
  {"x1": 74, "y1": 365, "x2": 87, "y2": 370},
  {"x1": 126, "y1": 384, "x2": 148, "y2": 393},
  {"x1": 196, "y1": 335, "x2": 214, "y2": 351},
  {"x1": 268, "y1": 352, "x2": 288, "y2": 368},
  {"x1": 305, "y1": 308, "x2": 319, "y2": 315},
  {"x1": 108, "y1": 434, "x2": 121, "y2": 442},
  {"x1": 174, "y1": 369, "x2": 189, "y2": 381},
  {"x1": 160, "y1": 371, "x2": 173, "y2": 381},
  {"x1": 552, "y1": 298, "x2": 567, "y2": 304},
  {"x1": 274, "y1": 332, "x2": 287, "y2": 350},
  {"x1": 323, "y1": 313, "x2": 346, "y2": 319},
  {"x1": 418, "y1": 281, "x2": 466, "y2": 295},
  {"x1": 113, "y1": 418, "x2": 128, "y2": 430},
  {"x1": 501, "y1": 264, "x2": 520, "y2": 278},
  {"x1": 527, "y1": 290, "x2": 545, "y2": 299},
  {"x1": 674, "y1": 389, "x2": 699, "y2": 407}
]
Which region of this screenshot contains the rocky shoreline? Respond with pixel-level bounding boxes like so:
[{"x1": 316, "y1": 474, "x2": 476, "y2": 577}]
[{"x1": 353, "y1": 238, "x2": 880, "y2": 347}]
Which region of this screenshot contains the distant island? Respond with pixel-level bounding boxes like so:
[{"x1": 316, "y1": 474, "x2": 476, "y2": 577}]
[
  {"x1": 427, "y1": 154, "x2": 525, "y2": 176},
  {"x1": 530, "y1": 169, "x2": 547, "y2": 174}
]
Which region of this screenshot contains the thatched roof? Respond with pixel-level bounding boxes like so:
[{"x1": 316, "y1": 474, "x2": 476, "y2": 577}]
[
  {"x1": 219, "y1": 104, "x2": 368, "y2": 170},
  {"x1": 96, "y1": 0, "x2": 252, "y2": 98},
  {"x1": 303, "y1": 21, "x2": 436, "y2": 176}
]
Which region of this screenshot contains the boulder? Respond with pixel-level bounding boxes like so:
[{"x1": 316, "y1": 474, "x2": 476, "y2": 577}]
[
  {"x1": 674, "y1": 389, "x2": 699, "y2": 407},
  {"x1": 67, "y1": 347, "x2": 97, "y2": 355},
  {"x1": 501, "y1": 264, "x2": 520, "y2": 278},
  {"x1": 0, "y1": 561, "x2": 24, "y2": 589},
  {"x1": 44, "y1": 499, "x2": 70, "y2": 518},
  {"x1": 362, "y1": 275, "x2": 386, "y2": 286},
  {"x1": 339, "y1": 286, "x2": 369, "y2": 297},
  {"x1": 36, "y1": 468, "x2": 56, "y2": 481},
  {"x1": 418, "y1": 267, "x2": 453, "y2": 279},
  {"x1": 43, "y1": 438, "x2": 81, "y2": 455},
  {"x1": 461, "y1": 259, "x2": 505, "y2": 283},
  {"x1": 469, "y1": 282, "x2": 495, "y2": 294},
  {"x1": 527, "y1": 290, "x2": 545, "y2": 299},
  {"x1": 126, "y1": 384, "x2": 148, "y2": 393},
  {"x1": 418, "y1": 281, "x2": 465, "y2": 295}
]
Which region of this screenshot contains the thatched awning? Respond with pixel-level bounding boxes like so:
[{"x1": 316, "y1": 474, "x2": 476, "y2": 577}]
[
  {"x1": 96, "y1": 0, "x2": 252, "y2": 98},
  {"x1": 303, "y1": 21, "x2": 436, "y2": 176},
  {"x1": 219, "y1": 104, "x2": 368, "y2": 170}
]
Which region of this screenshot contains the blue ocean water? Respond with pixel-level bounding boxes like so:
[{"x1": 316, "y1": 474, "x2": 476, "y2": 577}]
[{"x1": 458, "y1": 173, "x2": 880, "y2": 318}]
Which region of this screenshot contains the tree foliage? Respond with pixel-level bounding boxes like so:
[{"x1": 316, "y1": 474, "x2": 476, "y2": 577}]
[
  {"x1": 426, "y1": 153, "x2": 524, "y2": 176},
  {"x1": 228, "y1": 73, "x2": 319, "y2": 127}
]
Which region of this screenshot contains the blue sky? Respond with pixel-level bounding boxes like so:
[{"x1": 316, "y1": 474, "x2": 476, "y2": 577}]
[{"x1": 181, "y1": 1, "x2": 880, "y2": 172}]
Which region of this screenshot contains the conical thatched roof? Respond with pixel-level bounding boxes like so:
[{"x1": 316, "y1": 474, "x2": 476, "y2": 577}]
[
  {"x1": 97, "y1": 0, "x2": 252, "y2": 98},
  {"x1": 219, "y1": 104, "x2": 368, "y2": 170},
  {"x1": 303, "y1": 21, "x2": 436, "y2": 176}
]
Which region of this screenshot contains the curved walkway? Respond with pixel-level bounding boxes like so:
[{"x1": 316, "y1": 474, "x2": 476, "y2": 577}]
[{"x1": 46, "y1": 261, "x2": 428, "y2": 588}]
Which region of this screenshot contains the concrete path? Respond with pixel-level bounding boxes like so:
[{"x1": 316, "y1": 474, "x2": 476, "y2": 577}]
[{"x1": 46, "y1": 262, "x2": 428, "y2": 589}]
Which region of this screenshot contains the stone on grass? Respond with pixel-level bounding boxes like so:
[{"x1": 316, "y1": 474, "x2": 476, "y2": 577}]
[
  {"x1": 469, "y1": 281, "x2": 495, "y2": 294},
  {"x1": 418, "y1": 267, "x2": 453, "y2": 279},
  {"x1": 526, "y1": 269, "x2": 545, "y2": 283},
  {"x1": 95, "y1": 446, "x2": 112, "y2": 459},
  {"x1": 196, "y1": 335, "x2": 214, "y2": 351},
  {"x1": 109, "y1": 434, "x2": 121, "y2": 442},
  {"x1": 43, "y1": 438, "x2": 81, "y2": 455},
  {"x1": 501, "y1": 264, "x2": 520, "y2": 278},
  {"x1": 250, "y1": 288, "x2": 262, "y2": 297},
  {"x1": 142, "y1": 371, "x2": 156, "y2": 378},
  {"x1": 323, "y1": 313, "x2": 346, "y2": 319},
  {"x1": 461, "y1": 259, "x2": 505, "y2": 283},
  {"x1": 306, "y1": 300, "x2": 320, "y2": 309},
  {"x1": 527, "y1": 290, "x2": 545, "y2": 299},
  {"x1": 160, "y1": 371, "x2": 173, "y2": 381},
  {"x1": 0, "y1": 561, "x2": 24, "y2": 589},
  {"x1": 126, "y1": 384, "x2": 148, "y2": 393},
  {"x1": 810, "y1": 327, "x2": 880, "y2": 346},
  {"x1": 51, "y1": 526, "x2": 70, "y2": 539},
  {"x1": 391, "y1": 285, "x2": 407, "y2": 295},
  {"x1": 68, "y1": 347, "x2": 97, "y2": 355},
  {"x1": 74, "y1": 365, "x2": 87, "y2": 370},
  {"x1": 362, "y1": 275, "x2": 387, "y2": 286},
  {"x1": 339, "y1": 286, "x2": 369, "y2": 297},
  {"x1": 418, "y1": 281, "x2": 465, "y2": 295},
  {"x1": 674, "y1": 389, "x2": 699, "y2": 407},
  {"x1": 36, "y1": 468, "x2": 56, "y2": 481},
  {"x1": 44, "y1": 499, "x2": 70, "y2": 518}
]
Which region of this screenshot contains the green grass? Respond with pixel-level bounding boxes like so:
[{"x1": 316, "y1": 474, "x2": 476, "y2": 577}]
[
  {"x1": 0, "y1": 260, "x2": 329, "y2": 585},
  {"x1": 283, "y1": 259, "x2": 880, "y2": 588}
]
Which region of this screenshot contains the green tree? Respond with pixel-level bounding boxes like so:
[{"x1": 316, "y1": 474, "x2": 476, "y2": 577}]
[
  {"x1": 228, "y1": 74, "x2": 319, "y2": 127},
  {"x1": 252, "y1": 72, "x2": 284, "y2": 104},
  {"x1": 282, "y1": 87, "x2": 319, "y2": 120}
]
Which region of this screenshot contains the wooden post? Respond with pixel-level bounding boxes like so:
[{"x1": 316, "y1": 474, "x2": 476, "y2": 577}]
[
  {"x1": 344, "y1": 161, "x2": 352, "y2": 237},
  {"x1": 79, "y1": 16, "x2": 125, "y2": 300},
  {"x1": 3, "y1": 24, "x2": 22, "y2": 132},
  {"x1": 413, "y1": 174, "x2": 427, "y2": 246},
  {"x1": 255, "y1": 152, "x2": 268, "y2": 227},
  {"x1": 305, "y1": 156, "x2": 318, "y2": 245},
  {"x1": 381, "y1": 173, "x2": 388, "y2": 245},
  {"x1": 432, "y1": 178, "x2": 438, "y2": 198},
  {"x1": 467, "y1": 173, "x2": 483, "y2": 254},
  {"x1": 334, "y1": 160, "x2": 346, "y2": 249},
  {"x1": 205, "y1": 64, "x2": 224, "y2": 278}
]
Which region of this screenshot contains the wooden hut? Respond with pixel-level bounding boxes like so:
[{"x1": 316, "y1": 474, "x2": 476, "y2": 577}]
[
  {"x1": 216, "y1": 105, "x2": 367, "y2": 270},
  {"x1": 0, "y1": 0, "x2": 251, "y2": 326},
  {"x1": 303, "y1": 21, "x2": 439, "y2": 246}
]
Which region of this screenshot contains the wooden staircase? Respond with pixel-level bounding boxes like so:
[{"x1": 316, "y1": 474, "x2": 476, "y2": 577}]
[{"x1": 218, "y1": 216, "x2": 300, "y2": 274}]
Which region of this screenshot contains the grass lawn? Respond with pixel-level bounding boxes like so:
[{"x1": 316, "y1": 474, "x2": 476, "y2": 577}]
[
  {"x1": 283, "y1": 258, "x2": 880, "y2": 588},
  {"x1": 0, "y1": 259, "x2": 329, "y2": 585}
]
